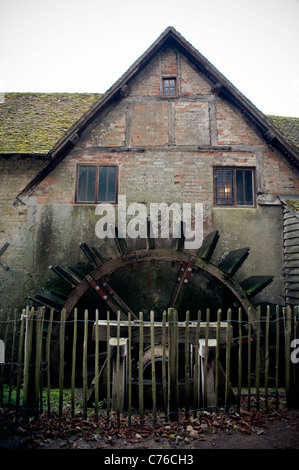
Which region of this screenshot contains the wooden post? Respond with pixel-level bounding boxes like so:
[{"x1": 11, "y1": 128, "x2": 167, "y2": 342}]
[
  {"x1": 265, "y1": 306, "x2": 270, "y2": 407},
  {"x1": 275, "y1": 305, "x2": 280, "y2": 409},
  {"x1": 185, "y1": 310, "x2": 190, "y2": 419},
  {"x1": 59, "y1": 308, "x2": 66, "y2": 418},
  {"x1": 162, "y1": 310, "x2": 167, "y2": 417},
  {"x1": 46, "y1": 309, "x2": 54, "y2": 418},
  {"x1": 168, "y1": 308, "x2": 178, "y2": 421},
  {"x1": 284, "y1": 306, "x2": 292, "y2": 408},
  {"x1": 193, "y1": 310, "x2": 201, "y2": 416},
  {"x1": 255, "y1": 306, "x2": 261, "y2": 410},
  {"x1": 23, "y1": 308, "x2": 34, "y2": 412},
  {"x1": 139, "y1": 311, "x2": 144, "y2": 425},
  {"x1": 16, "y1": 311, "x2": 25, "y2": 413},
  {"x1": 225, "y1": 309, "x2": 232, "y2": 409},
  {"x1": 215, "y1": 309, "x2": 221, "y2": 407},
  {"x1": 203, "y1": 309, "x2": 210, "y2": 408},
  {"x1": 116, "y1": 311, "x2": 121, "y2": 424},
  {"x1": 107, "y1": 312, "x2": 111, "y2": 423},
  {"x1": 150, "y1": 311, "x2": 156, "y2": 422},
  {"x1": 94, "y1": 309, "x2": 99, "y2": 421},
  {"x1": 237, "y1": 307, "x2": 242, "y2": 412},
  {"x1": 35, "y1": 307, "x2": 44, "y2": 414},
  {"x1": 71, "y1": 309, "x2": 78, "y2": 418},
  {"x1": 128, "y1": 312, "x2": 132, "y2": 424},
  {"x1": 83, "y1": 309, "x2": 88, "y2": 419},
  {"x1": 247, "y1": 307, "x2": 252, "y2": 409}
]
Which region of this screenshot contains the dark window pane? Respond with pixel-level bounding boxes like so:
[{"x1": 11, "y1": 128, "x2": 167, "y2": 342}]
[
  {"x1": 77, "y1": 166, "x2": 96, "y2": 202},
  {"x1": 98, "y1": 166, "x2": 117, "y2": 202},
  {"x1": 236, "y1": 170, "x2": 244, "y2": 205},
  {"x1": 107, "y1": 166, "x2": 117, "y2": 201},
  {"x1": 244, "y1": 170, "x2": 253, "y2": 205},
  {"x1": 215, "y1": 169, "x2": 233, "y2": 205},
  {"x1": 236, "y1": 169, "x2": 253, "y2": 206}
]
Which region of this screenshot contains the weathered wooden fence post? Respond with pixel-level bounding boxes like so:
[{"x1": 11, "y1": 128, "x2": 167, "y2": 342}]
[
  {"x1": 139, "y1": 311, "x2": 144, "y2": 425},
  {"x1": 162, "y1": 310, "x2": 167, "y2": 417},
  {"x1": 255, "y1": 306, "x2": 261, "y2": 410},
  {"x1": 247, "y1": 307, "x2": 252, "y2": 409},
  {"x1": 150, "y1": 310, "x2": 156, "y2": 422},
  {"x1": 46, "y1": 309, "x2": 54, "y2": 418},
  {"x1": 265, "y1": 305, "x2": 270, "y2": 407},
  {"x1": 225, "y1": 309, "x2": 232, "y2": 409},
  {"x1": 71, "y1": 308, "x2": 78, "y2": 418},
  {"x1": 59, "y1": 308, "x2": 66, "y2": 418},
  {"x1": 83, "y1": 309, "x2": 88, "y2": 419},
  {"x1": 168, "y1": 308, "x2": 178, "y2": 421},
  {"x1": 275, "y1": 305, "x2": 280, "y2": 409},
  {"x1": 184, "y1": 310, "x2": 190, "y2": 419},
  {"x1": 16, "y1": 310, "x2": 25, "y2": 412},
  {"x1": 94, "y1": 309, "x2": 99, "y2": 421},
  {"x1": 193, "y1": 310, "x2": 201, "y2": 416}
]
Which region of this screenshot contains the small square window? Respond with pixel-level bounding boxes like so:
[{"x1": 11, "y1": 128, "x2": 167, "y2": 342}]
[
  {"x1": 163, "y1": 78, "x2": 176, "y2": 96},
  {"x1": 76, "y1": 165, "x2": 118, "y2": 203},
  {"x1": 214, "y1": 167, "x2": 255, "y2": 207}
]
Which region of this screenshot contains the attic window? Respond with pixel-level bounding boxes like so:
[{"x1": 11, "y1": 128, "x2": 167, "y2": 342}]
[
  {"x1": 163, "y1": 78, "x2": 177, "y2": 96},
  {"x1": 214, "y1": 167, "x2": 255, "y2": 207},
  {"x1": 76, "y1": 165, "x2": 118, "y2": 203}
]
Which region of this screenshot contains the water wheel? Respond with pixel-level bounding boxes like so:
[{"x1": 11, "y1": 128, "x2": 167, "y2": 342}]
[{"x1": 30, "y1": 229, "x2": 273, "y2": 385}]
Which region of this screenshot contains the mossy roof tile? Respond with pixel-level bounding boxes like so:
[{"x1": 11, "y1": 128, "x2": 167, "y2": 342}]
[
  {"x1": 267, "y1": 115, "x2": 299, "y2": 151},
  {"x1": 0, "y1": 92, "x2": 101, "y2": 154}
]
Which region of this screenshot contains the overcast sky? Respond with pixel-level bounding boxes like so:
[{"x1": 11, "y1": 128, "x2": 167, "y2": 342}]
[{"x1": 1, "y1": 0, "x2": 299, "y2": 117}]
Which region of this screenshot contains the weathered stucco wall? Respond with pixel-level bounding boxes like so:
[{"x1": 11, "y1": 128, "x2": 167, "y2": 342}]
[{"x1": 0, "y1": 46, "x2": 298, "y2": 317}]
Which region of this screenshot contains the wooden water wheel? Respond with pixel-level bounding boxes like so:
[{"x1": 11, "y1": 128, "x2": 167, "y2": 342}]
[
  {"x1": 31, "y1": 229, "x2": 273, "y2": 323},
  {"x1": 30, "y1": 229, "x2": 273, "y2": 387}
]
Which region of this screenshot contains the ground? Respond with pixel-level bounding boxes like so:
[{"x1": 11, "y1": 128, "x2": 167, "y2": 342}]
[{"x1": 1, "y1": 404, "x2": 299, "y2": 452}]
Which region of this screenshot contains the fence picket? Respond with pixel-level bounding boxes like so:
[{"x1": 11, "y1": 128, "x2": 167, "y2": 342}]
[
  {"x1": 139, "y1": 311, "x2": 144, "y2": 425},
  {"x1": 107, "y1": 311, "x2": 110, "y2": 423},
  {"x1": 162, "y1": 310, "x2": 167, "y2": 417},
  {"x1": 255, "y1": 306, "x2": 261, "y2": 410},
  {"x1": 46, "y1": 309, "x2": 54, "y2": 418},
  {"x1": 128, "y1": 311, "x2": 132, "y2": 423},
  {"x1": 215, "y1": 309, "x2": 221, "y2": 407},
  {"x1": 71, "y1": 309, "x2": 78, "y2": 418},
  {"x1": 203, "y1": 309, "x2": 210, "y2": 408},
  {"x1": 16, "y1": 311, "x2": 25, "y2": 412},
  {"x1": 265, "y1": 305, "x2": 270, "y2": 407},
  {"x1": 59, "y1": 308, "x2": 66, "y2": 418},
  {"x1": 150, "y1": 310, "x2": 156, "y2": 421},
  {"x1": 247, "y1": 307, "x2": 252, "y2": 409},
  {"x1": 225, "y1": 308, "x2": 232, "y2": 409},
  {"x1": 168, "y1": 308, "x2": 178, "y2": 421},
  {"x1": 284, "y1": 306, "x2": 292, "y2": 407},
  {"x1": 185, "y1": 310, "x2": 190, "y2": 419},
  {"x1": 94, "y1": 309, "x2": 99, "y2": 421},
  {"x1": 237, "y1": 307, "x2": 242, "y2": 412},
  {"x1": 275, "y1": 305, "x2": 280, "y2": 409},
  {"x1": 193, "y1": 309, "x2": 201, "y2": 416}
]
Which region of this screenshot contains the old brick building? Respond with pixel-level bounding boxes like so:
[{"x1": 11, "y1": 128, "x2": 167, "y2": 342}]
[{"x1": 0, "y1": 27, "x2": 298, "y2": 321}]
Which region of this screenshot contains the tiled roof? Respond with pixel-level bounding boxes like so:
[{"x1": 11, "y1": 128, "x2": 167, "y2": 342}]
[
  {"x1": 0, "y1": 93, "x2": 101, "y2": 154},
  {"x1": 267, "y1": 115, "x2": 299, "y2": 151},
  {"x1": 0, "y1": 92, "x2": 298, "y2": 155}
]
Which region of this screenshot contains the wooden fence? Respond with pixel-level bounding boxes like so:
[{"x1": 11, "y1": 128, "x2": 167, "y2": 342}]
[{"x1": 0, "y1": 304, "x2": 299, "y2": 423}]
